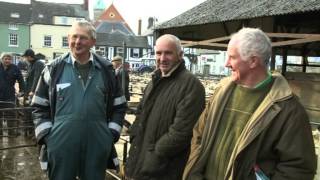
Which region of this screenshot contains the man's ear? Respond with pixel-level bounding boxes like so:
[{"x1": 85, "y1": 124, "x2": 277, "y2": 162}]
[
  {"x1": 91, "y1": 39, "x2": 96, "y2": 47},
  {"x1": 179, "y1": 51, "x2": 183, "y2": 60},
  {"x1": 249, "y1": 56, "x2": 260, "y2": 68}
]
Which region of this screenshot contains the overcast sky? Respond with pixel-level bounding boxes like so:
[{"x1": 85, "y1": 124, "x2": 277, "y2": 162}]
[{"x1": 1, "y1": 0, "x2": 206, "y2": 34}]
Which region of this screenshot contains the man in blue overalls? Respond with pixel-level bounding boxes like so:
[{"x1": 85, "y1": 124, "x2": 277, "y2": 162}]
[{"x1": 31, "y1": 21, "x2": 127, "y2": 180}]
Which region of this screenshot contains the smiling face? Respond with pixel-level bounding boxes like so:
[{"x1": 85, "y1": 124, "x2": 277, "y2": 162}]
[
  {"x1": 155, "y1": 35, "x2": 183, "y2": 75},
  {"x1": 68, "y1": 24, "x2": 96, "y2": 60},
  {"x1": 225, "y1": 39, "x2": 252, "y2": 85}
]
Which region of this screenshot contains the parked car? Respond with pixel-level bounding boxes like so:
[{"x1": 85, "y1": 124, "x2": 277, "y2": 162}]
[{"x1": 137, "y1": 64, "x2": 155, "y2": 74}]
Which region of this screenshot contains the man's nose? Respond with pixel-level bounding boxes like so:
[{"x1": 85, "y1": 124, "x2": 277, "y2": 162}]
[
  {"x1": 75, "y1": 37, "x2": 81, "y2": 44},
  {"x1": 159, "y1": 54, "x2": 166, "y2": 61},
  {"x1": 225, "y1": 58, "x2": 232, "y2": 68}
]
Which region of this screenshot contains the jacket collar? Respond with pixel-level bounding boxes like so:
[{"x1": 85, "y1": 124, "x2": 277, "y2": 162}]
[
  {"x1": 152, "y1": 61, "x2": 185, "y2": 79},
  {"x1": 69, "y1": 52, "x2": 93, "y2": 66},
  {"x1": 219, "y1": 72, "x2": 293, "y2": 103},
  {"x1": 62, "y1": 52, "x2": 106, "y2": 70}
]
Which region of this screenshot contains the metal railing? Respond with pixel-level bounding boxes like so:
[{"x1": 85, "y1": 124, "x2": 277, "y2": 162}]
[{"x1": 0, "y1": 101, "x2": 36, "y2": 150}]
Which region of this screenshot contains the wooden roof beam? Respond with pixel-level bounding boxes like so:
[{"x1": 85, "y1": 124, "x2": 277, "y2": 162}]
[
  {"x1": 272, "y1": 37, "x2": 320, "y2": 47},
  {"x1": 181, "y1": 33, "x2": 320, "y2": 48},
  {"x1": 267, "y1": 32, "x2": 320, "y2": 39}
]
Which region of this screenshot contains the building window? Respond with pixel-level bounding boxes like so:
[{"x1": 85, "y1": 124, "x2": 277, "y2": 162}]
[
  {"x1": 116, "y1": 47, "x2": 124, "y2": 57},
  {"x1": 131, "y1": 48, "x2": 140, "y2": 58},
  {"x1": 95, "y1": 46, "x2": 106, "y2": 57},
  {"x1": 207, "y1": 58, "x2": 215, "y2": 62},
  {"x1": 44, "y1": 35, "x2": 52, "y2": 47},
  {"x1": 62, "y1": 36, "x2": 68, "y2": 47},
  {"x1": 76, "y1": 18, "x2": 85, "y2": 21},
  {"x1": 9, "y1": 33, "x2": 18, "y2": 46},
  {"x1": 109, "y1": 13, "x2": 115, "y2": 18},
  {"x1": 8, "y1": 24, "x2": 18, "y2": 30},
  {"x1": 10, "y1": 13, "x2": 20, "y2": 18},
  {"x1": 61, "y1": 17, "x2": 68, "y2": 25}
]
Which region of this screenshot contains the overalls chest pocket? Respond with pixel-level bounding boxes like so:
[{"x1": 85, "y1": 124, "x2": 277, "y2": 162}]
[{"x1": 55, "y1": 82, "x2": 73, "y2": 115}]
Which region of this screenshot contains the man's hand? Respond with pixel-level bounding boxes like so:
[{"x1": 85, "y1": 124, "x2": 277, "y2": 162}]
[
  {"x1": 110, "y1": 129, "x2": 120, "y2": 143},
  {"x1": 17, "y1": 92, "x2": 25, "y2": 97}
]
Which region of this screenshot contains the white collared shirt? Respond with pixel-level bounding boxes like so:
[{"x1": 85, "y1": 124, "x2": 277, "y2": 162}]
[{"x1": 70, "y1": 52, "x2": 94, "y2": 66}]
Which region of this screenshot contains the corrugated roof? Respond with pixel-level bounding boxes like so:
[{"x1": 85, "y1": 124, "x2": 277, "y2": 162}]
[
  {"x1": 0, "y1": 2, "x2": 31, "y2": 24},
  {"x1": 96, "y1": 33, "x2": 151, "y2": 48},
  {"x1": 157, "y1": 0, "x2": 320, "y2": 29}
]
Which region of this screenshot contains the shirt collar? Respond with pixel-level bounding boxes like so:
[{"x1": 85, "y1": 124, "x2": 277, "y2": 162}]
[
  {"x1": 161, "y1": 62, "x2": 182, "y2": 77},
  {"x1": 70, "y1": 52, "x2": 94, "y2": 66}
]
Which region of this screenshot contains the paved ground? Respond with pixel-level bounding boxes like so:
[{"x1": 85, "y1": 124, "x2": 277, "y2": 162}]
[
  {"x1": 0, "y1": 136, "x2": 47, "y2": 180},
  {"x1": 0, "y1": 135, "x2": 128, "y2": 180}
]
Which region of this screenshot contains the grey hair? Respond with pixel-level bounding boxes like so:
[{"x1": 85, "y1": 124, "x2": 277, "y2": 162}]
[
  {"x1": 230, "y1": 28, "x2": 271, "y2": 66},
  {"x1": 156, "y1": 34, "x2": 183, "y2": 53},
  {"x1": 112, "y1": 55, "x2": 123, "y2": 63},
  {"x1": 0, "y1": 52, "x2": 13, "y2": 60},
  {"x1": 70, "y1": 20, "x2": 96, "y2": 40}
]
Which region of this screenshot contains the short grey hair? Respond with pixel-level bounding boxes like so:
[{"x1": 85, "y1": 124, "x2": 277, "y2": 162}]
[
  {"x1": 156, "y1": 34, "x2": 183, "y2": 53},
  {"x1": 0, "y1": 52, "x2": 13, "y2": 60},
  {"x1": 70, "y1": 20, "x2": 96, "y2": 40},
  {"x1": 230, "y1": 28, "x2": 271, "y2": 65}
]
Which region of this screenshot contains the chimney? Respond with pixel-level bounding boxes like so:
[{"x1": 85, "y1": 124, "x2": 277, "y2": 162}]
[
  {"x1": 83, "y1": 0, "x2": 89, "y2": 10},
  {"x1": 147, "y1": 17, "x2": 154, "y2": 29},
  {"x1": 138, "y1": 18, "x2": 142, "y2": 35}
]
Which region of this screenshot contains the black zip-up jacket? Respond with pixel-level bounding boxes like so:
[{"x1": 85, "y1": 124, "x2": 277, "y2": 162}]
[{"x1": 0, "y1": 63, "x2": 25, "y2": 101}]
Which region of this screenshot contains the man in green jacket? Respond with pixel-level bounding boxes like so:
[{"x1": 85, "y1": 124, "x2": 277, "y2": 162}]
[
  {"x1": 125, "y1": 34, "x2": 206, "y2": 180},
  {"x1": 31, "y1": 21, "x2": 127, "y2": 180},
  {"x1": 183, "y1": 28, "x2": 317, "y2": 180}
]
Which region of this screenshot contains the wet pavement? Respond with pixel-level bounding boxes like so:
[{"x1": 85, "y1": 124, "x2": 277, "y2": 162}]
[
  {"x1": 0, "y1": 136, "x2": 47, "y2": 180},
  {"x1": 0, "y1": 135, "x2": 124, "y2": 180}
]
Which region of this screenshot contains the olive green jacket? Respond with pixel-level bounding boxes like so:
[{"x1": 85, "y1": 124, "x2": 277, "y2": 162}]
[{"x1": 183, "y1": 73, "x2": 316, "y2": 180}]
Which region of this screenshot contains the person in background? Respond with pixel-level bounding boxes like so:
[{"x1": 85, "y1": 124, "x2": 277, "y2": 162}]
[
  {"x1": 22, "y1": 49, "x2": 45, "y2": 103},
  {"x1": 183, "y1": 27, "x2": 317, "y2": 180},
  {"x1": 22, "y1": 49, "x2": 45, "y2": 136},
  {"x1": 0, "y1": 52, "x2": 25, "y2": 136},
  {"x1": 125, "y1": 34, "x2": 206, "y2": 180},
  {"x1": 112, "y1": 55, "x2": 130, "y2": 101},
  {"x1": 17, "y1": 56, "x2": 28, "y2": 71},
  {"x1": 35, "y1": 53, "x2": 47, "y2": 64},
  {"x1": 31, "y1": 21, "x2": 127, "y2": 180}
]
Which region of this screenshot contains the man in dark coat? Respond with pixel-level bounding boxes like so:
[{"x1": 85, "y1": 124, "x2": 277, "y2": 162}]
[
  {"x1": 125, "y1": 34, "x2": 206, "y2": 180},
  {"x1": 0, "y1": 52, "x2": 25, "y2": 136},
  {"x1": 112, "y1": 55, "x2": 130, "y2": 101},
  {"x1": 22, "y1": 48, "x2": 45, "y2": 103},
  {"x1": 22, "y1": 49, "x2": 45, "y2": 136}
]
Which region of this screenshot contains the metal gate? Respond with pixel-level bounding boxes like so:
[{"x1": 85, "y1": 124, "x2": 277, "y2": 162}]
[
  {"x1": 0, "y1": 101, "x2": 36, "y2": 149},
  {"x1": 0, "y1": 101, "x2": 45, "y2": 179}
]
